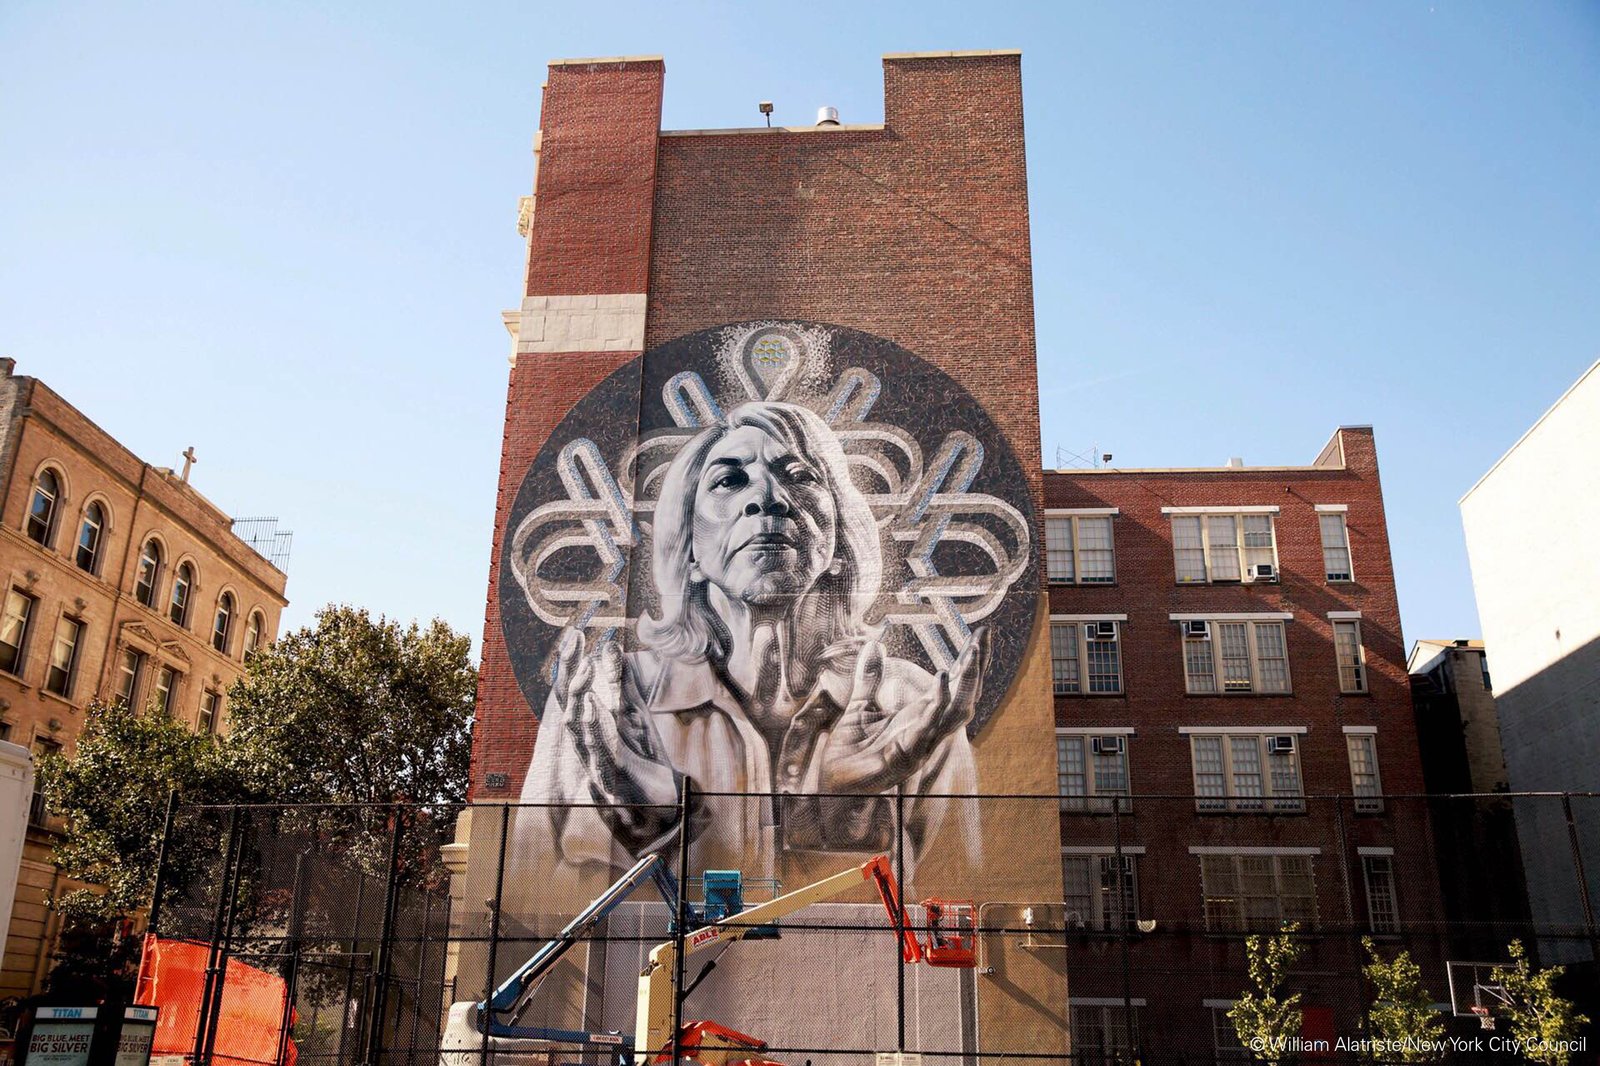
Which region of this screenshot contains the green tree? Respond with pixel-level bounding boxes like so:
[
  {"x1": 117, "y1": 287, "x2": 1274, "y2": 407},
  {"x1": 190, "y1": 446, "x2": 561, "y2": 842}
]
[
  {"x1": 1229, "y1": 923, "x2": 1305, "y2": 1066},
  {"x1": 36, "y1": 606, "x2": 476, "y2": 998},
  {"x1": 36, "y1": 698, "x2": 255, "y2": 1001},
  {"x1": 1490, "y1": 940, "x2": 1589, "y2": 1066},
  {"x1": 1361, "y1": 937, "x2": 1444, "y2": 1062},
  {"x1": 224, "y1": 605, "x2": 475, "y2": 810}
]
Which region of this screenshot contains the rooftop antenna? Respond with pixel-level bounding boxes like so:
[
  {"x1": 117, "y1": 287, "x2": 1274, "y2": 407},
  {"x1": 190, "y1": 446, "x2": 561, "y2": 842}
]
[{"x1": 1054, "y1": 443, "x2": 1111, "y2": 470}]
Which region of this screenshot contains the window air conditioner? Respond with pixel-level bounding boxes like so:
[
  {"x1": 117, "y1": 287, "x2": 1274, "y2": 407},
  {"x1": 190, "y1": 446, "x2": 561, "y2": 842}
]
[
  {"x1": 1183, "y1": 620, "x2": 1211, "y2": 639},
  {"x1": 1091, "y1": 735, "x2": 1125, "y2": 756},
  {"x1": 1248, "y1": 563, "x2": 1278, "y2": 582},
  {"x1": 1266, "y1": 735, "x2": 1297, "y2": 755},
  {"x1": 1085, "y1": 621, "x2": 1119, "y2": 641}
]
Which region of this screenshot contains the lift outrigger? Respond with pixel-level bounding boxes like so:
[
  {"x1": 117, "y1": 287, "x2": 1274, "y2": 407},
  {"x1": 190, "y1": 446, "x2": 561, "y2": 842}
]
[{"x1": 440, "y1": 854, "x2": 975, "y2": 1066}]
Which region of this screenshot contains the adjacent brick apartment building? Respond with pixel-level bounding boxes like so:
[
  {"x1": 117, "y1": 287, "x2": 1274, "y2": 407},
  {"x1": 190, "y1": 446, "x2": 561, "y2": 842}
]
[
  {"x1": 1042, "y1": 427, "x2": 1444, "y2": 1058},
  {"x1": 0, "y1": 359, "x2": 287, "y2": 1000}
]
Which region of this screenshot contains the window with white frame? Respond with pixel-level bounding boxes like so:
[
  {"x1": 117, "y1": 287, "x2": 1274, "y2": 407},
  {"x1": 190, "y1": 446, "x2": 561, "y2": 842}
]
[
  {"x1": 1347, "y1": 732, "x2": 1383, "y2": 812},
  {"x1": 1180, "y1": 619, "x2": 1291, "y2": 694},
  {"x1": 1189, "y1": 732, "x2": 1304, "y2": 812},
  {"x1": 1320, "y1": 513, "x2": 1353, "y2": 581},
  {"x1": 199, "y1": 690, "x2": 221, "y2": 735},
  {"x1": 116, "y1": 648, "x2": 145, "y2": 709},
  {"x1": 1362, "y1": 854, "x2": 1399, "y2": 933},
  {"x1": 1063, "y1": 853, "x2": 1138, "y2": 929},
  {"x1": 1045, "y1": 515, "x2": 1116, "y2": 584},
  {"x1": 45, "y1": 616, "x2": 84, "y2": 698},
  {"x1": 1333, "y1": 620, "x2": 1366, "y2": 693},
  {"x1": 153, "y1": 664, "x2": 180, "y2": 716},
  {"x1": 1070, "y1": 1003, "x2": 1138, "y2": 1065},
  {"x1": 1198, "y1": 852, "x2": 1319, "y2": 931},
  {"x1": 1169, "y1": 512, "x2": 1278, "y2": 584},
  {"x1": 1057, "y1": 733, "x2": 1131, "y2": 812},
  {"x1": 169, "y1": 562, "x2": 194, "y2": 626},
  {"x1": 0, "y1": 589, "x2": 36, "y2": 676},
  {"x1": 1051, "y1": 620, "x2": 1123, "y2": 694}
]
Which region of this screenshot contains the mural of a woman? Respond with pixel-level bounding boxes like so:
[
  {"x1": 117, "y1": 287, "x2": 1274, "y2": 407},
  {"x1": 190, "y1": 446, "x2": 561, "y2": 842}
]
[{"x1": 520, "y1": 400, "x2": 987, "y2": 879}]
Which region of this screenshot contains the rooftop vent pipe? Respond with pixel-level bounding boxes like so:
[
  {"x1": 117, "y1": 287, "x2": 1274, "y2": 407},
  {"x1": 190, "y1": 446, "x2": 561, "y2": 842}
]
[{"x1": 816, "y1": 106, "x2": 840, "y2": 126}]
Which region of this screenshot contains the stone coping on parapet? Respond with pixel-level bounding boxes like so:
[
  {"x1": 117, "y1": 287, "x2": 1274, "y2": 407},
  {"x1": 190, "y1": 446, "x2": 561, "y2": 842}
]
[
  {"x1": 661, "y1": 124, "x2": 885, "y2": 137},
  {"x1": 882, "y1": 49, "x2": 1022, "y2": 59},
  {"x1": 547, "y1": 54, "x2": 664, "y2": 67}
]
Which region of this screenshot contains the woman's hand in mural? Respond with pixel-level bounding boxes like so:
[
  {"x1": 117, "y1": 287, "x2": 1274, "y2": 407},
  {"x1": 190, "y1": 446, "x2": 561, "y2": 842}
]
[
  {"x1": 554, "y1": 630, "x2": 681, "y2": 837},
  {"x1": 820, "y1": 627, "x2": 991, "y2": 794}
]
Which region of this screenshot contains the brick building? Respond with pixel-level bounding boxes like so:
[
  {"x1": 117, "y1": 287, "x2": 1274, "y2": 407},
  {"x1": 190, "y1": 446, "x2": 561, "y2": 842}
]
[
  {"x1": 1042, "y1": 429, "x2": 1445, "y2": 1058},
  {"x1": 0, "y1": 358, "x2": 288, "y2": 1001},
  {"x1": 460, "y1": 52, "x2": 1448, "y2": 1061}
]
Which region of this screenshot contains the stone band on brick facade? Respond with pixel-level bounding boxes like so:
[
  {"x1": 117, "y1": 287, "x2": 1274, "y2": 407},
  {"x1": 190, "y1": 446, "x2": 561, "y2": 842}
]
[{"x1": 514, "y1": 293, "x2": 647, "y2": 355}]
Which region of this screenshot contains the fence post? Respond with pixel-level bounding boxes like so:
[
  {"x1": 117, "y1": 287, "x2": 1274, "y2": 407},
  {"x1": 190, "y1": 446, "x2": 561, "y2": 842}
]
[
  {"x1": 364, "y1": 805, "x2": 407, "y2": 1066},
  {"x1": 146, "y1": 789, "x2": 180, "y2": 936},
  {"x1": 1561, "y1": 795, "x2": 1600, "y2": 970},
  {"x1": 481, "y1": 805, "x2": 511, "y2": 1066},
  {"x1": 671, "y1": 777, "x2": 693, "y2": 1066},
  {"x1": 336, "y1": 871, "x2": 368, "y2": 1066},
  {"x1": 276, "y1": 851, "x2": 308, "y2": 1066},
  {"x1": 194, "y1": 807, "x2": 243, "y2": 1066},
  {"x1": 895, "y1": 789, "x2": 908, "y2": 1054},
  {"x1": 1114, "y1": 794, "x2": 1136, "y2": 1066}
]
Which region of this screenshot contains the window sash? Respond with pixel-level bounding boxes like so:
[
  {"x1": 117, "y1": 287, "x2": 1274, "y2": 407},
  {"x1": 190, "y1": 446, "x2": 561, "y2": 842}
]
[
  {"x1": 1348, "y1": 734, "x2": 1383, "y2": 812},
  {"x1": 45, "y1": 617, "x2": 83, "y2": 697},
  {"x1": 1200, "y1": 853, "x2": 1319, "y2": 931},
  {"x1": 1052, "y1": 622, "x2": 1122, "y2": 695},
  {"x1": 1320, "y1": 513, "x2": 1353, "y2": 581},
  {"x1": 170, "y1": 567, "x2": 192, "y2": 625},
  {"x1": 213, "y1": 599, "x2": 232, "y2": 652},
  {"x1": 0, "y1": 591, "x2": 34, "y2": 675},
  {"x1": 1063, "y1": 854, "x2": 1137, "y2": 929},
  {"x1": 154, "y1": 666, "x2": 179, "y2": 715},
  {"x1": 1191, "y1": 734, "x2": 1304, "y2": 813},
  {"x1": 1170, "y1": 513, "x2": 1279, "y2": 584},
  {"x1": 1182, "y1": 621, "x2": 1291, "y2": 695},
  {"x1": 244, "y1": 614, "x2": 262, "y2": 655},
  {"x1": 1070, "y1": 1005, "x2": 1138, "y2": 1063},
  {"x1": 27, "y1": 479, "x2": 57, "y2": 544},
  {"x1": 116, "y1": 650, "x2": 145, "y2": 708},
  {"x1": 1334, "y1": 621, "x2": 1366, "y2": 693},
  {"x1": 1058, "y1": 734, "x2": 1130, "y2": 812},
  {"x1": 1362, "y1": 855, "x2": 1399, "y2": 932},
  {"x1": 136, "y1": 545, "x2": 161, "y2": 607},
  {"x1": 200, "y1": 691, "x2": 220, "y2": 734},
  {"x1": 1051, "y1": 623, "x2": 1081, "y2": 694},
  {"x1": 1047, "y1": 516, "x2": 1116, "y2": 584},
  {"x1": 76, "y1": 508, "x2": 103, "y2": 572}
]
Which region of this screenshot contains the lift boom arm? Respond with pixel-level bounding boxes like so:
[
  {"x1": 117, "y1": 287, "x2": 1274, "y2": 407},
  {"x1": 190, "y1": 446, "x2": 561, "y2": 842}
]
[{"x1": 633, "y1": 855, "x2": 919, "y2": 1059}]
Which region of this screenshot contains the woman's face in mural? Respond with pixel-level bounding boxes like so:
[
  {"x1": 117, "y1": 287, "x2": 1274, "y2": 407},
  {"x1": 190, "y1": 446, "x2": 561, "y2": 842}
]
[{"x1": 689, "y1": 424, "x2": 837, "y2": 608}]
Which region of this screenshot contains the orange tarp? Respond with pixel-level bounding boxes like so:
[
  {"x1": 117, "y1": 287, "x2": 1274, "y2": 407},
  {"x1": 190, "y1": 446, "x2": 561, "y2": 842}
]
[{"x1": 135, "y1": 935, "x2": 296, "y2": 1066}]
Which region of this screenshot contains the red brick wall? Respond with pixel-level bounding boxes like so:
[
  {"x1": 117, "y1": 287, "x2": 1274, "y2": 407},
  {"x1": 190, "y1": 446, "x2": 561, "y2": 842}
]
[
  {"x1": 473, "y1": 53, "x2": 1050, "y2": 801},
  {"x1": 471, "y1": 59, "x2": 663, "y2": 799}
]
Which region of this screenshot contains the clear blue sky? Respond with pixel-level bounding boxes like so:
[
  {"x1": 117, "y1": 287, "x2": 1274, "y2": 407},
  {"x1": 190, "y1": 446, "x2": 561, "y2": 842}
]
[{"x1": 3, "y1": 1, "x2": 1596, "y2": 655}]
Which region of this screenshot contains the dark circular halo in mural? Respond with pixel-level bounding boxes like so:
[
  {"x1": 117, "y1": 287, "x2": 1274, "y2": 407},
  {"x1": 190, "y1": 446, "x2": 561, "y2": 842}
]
[{"x1": 499, "y1": 320, "x2": 1038, "y2": 738}]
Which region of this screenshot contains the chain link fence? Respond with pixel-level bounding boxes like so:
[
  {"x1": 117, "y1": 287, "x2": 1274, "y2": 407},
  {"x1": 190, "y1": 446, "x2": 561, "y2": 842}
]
[{"x1": 141, "y1": 793, "x2": 1600, "y2": 1066}]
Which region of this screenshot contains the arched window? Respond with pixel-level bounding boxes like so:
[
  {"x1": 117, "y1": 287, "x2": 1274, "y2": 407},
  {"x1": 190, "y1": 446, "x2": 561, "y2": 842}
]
[
  {"x1": 76, "y1": 502, "x2": 106, "y2": 573},
  {"x1": 244, "y1": 611, "x2": 264, "y2": 656},
  {"x1": 135, "y1": 539, "x2": 163, "y2": 608},
  {"x1": 169, "y1": 562, "x2": 194, "y2": 626},
  {"x1": 212, "y1": 592, "x2": 234, "y2": 654},
  {"x1": 27, "y1": 469, "x2": 60, "y2": 546}
]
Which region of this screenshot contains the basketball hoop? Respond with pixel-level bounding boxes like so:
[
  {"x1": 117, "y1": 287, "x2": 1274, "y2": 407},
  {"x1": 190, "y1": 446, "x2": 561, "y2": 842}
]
[{"x1": 1470, "y1": 1005, "x2": 1495, "y2": 1031}]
